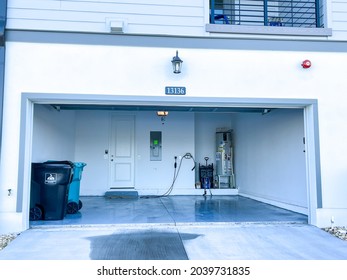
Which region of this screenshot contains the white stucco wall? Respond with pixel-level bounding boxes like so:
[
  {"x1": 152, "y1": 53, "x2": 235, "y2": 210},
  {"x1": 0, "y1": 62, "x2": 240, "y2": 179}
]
[{"x1": 1, "y1": 40, "x2": 347, "y2": 233}]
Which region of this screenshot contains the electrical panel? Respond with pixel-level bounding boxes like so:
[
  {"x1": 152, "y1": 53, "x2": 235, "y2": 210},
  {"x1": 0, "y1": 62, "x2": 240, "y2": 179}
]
[{"x1": 150, "y1": 131, "x2": 162, "y2": 161}]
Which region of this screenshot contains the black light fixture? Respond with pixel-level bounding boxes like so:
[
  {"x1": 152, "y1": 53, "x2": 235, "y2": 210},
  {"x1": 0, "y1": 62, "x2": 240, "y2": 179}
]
[{"x1": 171, "y1": 50, "x2": 183, "y2": 74}]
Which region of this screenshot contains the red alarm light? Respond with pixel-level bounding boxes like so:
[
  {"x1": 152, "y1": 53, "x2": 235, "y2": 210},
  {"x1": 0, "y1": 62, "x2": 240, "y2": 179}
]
[{"x1": 302, "y1": 60, "x2": 311, "y2": 69}]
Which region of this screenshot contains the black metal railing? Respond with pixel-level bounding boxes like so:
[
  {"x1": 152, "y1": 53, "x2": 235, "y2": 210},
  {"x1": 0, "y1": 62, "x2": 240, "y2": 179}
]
[{"x1": 210, "y1": 0, "x2": 324, "y2": 28}]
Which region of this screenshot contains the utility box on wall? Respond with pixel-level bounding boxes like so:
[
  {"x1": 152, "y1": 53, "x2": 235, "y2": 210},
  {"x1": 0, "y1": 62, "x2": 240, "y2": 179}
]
[{"x1": 150, "y1": 131, "x2": 162, "y2": 161}]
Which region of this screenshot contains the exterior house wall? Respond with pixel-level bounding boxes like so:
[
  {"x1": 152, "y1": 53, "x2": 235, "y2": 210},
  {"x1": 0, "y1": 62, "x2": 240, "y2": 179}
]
[
  {"x1": 0, "y1": 39, "x2": 347, "y2": 234},
  {"x1": 331, "y1": 0, "x2": 347, "y2": 39},
  {"x1": 6, "y1": 0, "x2": 206, "y2": 36},
  {"x1": 1, "y1": 0, "x2": 347, "y2": 234}
]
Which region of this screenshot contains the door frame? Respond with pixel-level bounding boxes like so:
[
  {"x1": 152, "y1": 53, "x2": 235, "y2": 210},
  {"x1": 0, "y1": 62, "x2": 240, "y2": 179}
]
[{"x1": 18, "y1": 93, "x2": 321, "y2": 229}]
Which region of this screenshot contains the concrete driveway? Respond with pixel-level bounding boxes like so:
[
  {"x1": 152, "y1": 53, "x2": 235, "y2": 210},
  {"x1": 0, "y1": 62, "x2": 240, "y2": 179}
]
[{"x1": 1, "y1": 223, "x2": 347, "y2": 260}]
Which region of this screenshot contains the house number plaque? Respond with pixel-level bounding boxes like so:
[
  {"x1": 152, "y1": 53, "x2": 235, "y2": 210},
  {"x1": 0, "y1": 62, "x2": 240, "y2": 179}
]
[{"x1": 165, "y1": 86, "x2": 186, "y2": 95}]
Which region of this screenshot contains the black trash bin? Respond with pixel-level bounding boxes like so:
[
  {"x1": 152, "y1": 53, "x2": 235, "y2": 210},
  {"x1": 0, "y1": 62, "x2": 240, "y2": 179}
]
[
  {"x1": 43, "y1": 161, "x2": 86, "y2": 214},
  {"x1": 30, "y1": 161, "x2": 74, "y2": 220}
]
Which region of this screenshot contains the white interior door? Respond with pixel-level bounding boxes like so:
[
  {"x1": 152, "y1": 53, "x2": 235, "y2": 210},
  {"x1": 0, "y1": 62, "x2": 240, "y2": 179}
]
[{"x1": 109, "y1": 115, "x2": 135, "y2": 189}]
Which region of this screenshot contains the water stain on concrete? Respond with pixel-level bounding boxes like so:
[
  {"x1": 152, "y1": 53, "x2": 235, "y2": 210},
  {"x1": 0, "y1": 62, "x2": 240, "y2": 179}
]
[{"x1": 87, "y1": 229, "x2": 200, "y2": 260}]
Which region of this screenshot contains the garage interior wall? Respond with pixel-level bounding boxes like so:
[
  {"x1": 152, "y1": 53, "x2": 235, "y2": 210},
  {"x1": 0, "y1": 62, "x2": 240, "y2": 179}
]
[
  {"x1": 32, "y1": 105, "x2": 76, "y2": 162},
  {"x1": 235, "y1": 109, "x2": 307, "y2": 213},
  {"x1": 32, "y1": 104, "x2": 307, "y2": 213}
]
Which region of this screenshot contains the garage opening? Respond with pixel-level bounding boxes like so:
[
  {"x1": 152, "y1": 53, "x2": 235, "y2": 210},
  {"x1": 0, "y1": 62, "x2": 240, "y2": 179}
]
[{"x1": 19, "y1": 95, "x2": 320, "y2": 227}]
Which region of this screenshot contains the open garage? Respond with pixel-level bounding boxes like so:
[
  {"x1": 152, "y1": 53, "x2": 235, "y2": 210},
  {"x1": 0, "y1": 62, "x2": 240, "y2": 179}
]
[{"x1": 21, "y1": 95, "x2": 318, "y2": 227}]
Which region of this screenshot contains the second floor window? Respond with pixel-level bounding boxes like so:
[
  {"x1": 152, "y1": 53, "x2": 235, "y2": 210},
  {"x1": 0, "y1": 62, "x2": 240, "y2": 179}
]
[{"x1": 210, "y1": 0, "x2": 324, "y2": 28}]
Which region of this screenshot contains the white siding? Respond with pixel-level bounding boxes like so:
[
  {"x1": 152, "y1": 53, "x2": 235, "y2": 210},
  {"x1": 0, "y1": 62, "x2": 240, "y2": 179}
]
[
  {"x1": 7, "y1": 0, "x2": 205, "y2": 36},
  {"x1": 6, "y1": 0, "x2": 347, "y2": 40},
  {"x1": 331, "y1": 0, "x2": 347, "y2": 39}
]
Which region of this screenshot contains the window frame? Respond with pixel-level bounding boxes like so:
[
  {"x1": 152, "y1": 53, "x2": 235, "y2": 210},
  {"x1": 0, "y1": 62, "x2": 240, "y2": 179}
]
[{"x1": 207, "y1": 0, "x2": 332, "y2": 37}]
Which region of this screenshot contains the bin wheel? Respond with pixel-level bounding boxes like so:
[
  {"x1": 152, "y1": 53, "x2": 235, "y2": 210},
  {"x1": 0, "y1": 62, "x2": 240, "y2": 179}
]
[
  {"x1": 30, "y1": 206, "x2": 43, "y2": 221},
  {"x1": 67, "y1": 201, "x2": 79, "y2": 214},
  {"x1": 78, "y1": 200, "x2": 83, "y2": 210}
]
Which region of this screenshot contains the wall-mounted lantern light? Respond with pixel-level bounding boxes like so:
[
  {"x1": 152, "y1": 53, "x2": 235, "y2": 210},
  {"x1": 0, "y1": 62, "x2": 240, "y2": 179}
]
[{"x1": 171, "y1": 51, "x2": 183, "y2": 74}]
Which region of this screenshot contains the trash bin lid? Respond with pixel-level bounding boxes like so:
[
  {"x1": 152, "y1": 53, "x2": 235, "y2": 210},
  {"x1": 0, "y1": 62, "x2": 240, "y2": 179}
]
[
  {"x1": 44, "y1": 160, "x2": 74, "y2": 168},
  {"x1": 74, "y1": 162, "x2": 87, "y2": 167}
]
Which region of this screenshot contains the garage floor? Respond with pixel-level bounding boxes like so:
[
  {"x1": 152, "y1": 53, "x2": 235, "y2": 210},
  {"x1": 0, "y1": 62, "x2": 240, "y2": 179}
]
[
  {"x1": 3, "y1": 195, "x2": 347, "y2": 260},
  {"x1": 30, "y1": 195, "x2": 308, "y2": 227}
]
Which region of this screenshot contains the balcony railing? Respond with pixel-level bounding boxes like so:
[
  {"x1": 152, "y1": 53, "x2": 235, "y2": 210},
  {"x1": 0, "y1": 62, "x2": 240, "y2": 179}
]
[{"x1": 210, "y1": 0, "x2": 324, "y2": 28}]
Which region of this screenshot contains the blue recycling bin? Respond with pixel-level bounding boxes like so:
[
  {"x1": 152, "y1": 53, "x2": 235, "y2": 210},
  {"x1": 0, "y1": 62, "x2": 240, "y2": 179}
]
[{"x1": 66, "y1": 162, "x2": 87, "y2": 214}]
